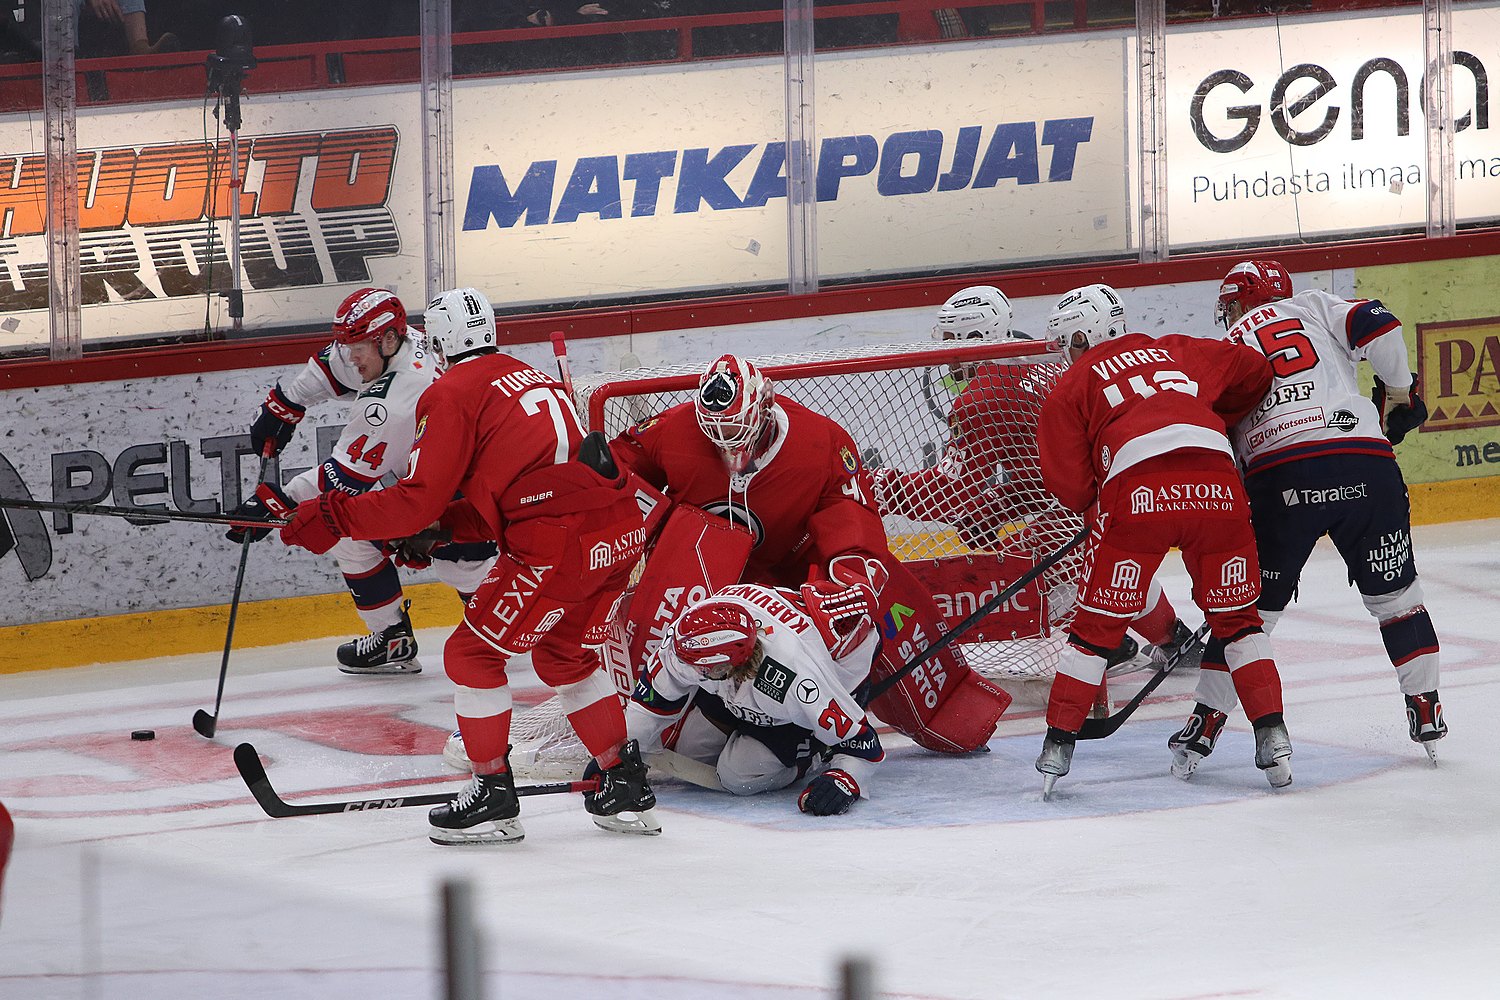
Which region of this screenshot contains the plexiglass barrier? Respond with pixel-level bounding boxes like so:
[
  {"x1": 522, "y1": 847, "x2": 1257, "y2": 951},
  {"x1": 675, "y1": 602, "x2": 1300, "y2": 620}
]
[{"x1": 0, "y1": 0, "x2": 1494, "y2": 358}]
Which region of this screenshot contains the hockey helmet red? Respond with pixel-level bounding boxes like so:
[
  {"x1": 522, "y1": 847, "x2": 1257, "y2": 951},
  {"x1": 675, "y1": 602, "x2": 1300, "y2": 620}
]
[
  {"x1": 696, "y1": 354, "x2": 775, "y2": 474},
  {"x1": 332, "y1": 287, "x2": 407, "y2": 344},
  {"x1": 673, "y1": 599, "x2": 759, "y2": 680},
  {"x1": 1215, "y1": 261, "x2": 1292, "y2": 329}
]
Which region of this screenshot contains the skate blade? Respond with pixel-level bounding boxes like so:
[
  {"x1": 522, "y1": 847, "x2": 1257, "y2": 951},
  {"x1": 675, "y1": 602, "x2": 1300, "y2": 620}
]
[
  {"x1": 1422, "y1": 742, "x2": 1439, "y2": 766},
  {"x1": 428, "y1": 819, "x2": 526, "y2": 846},
  {"x1": 592, "y1": 808, "x2": 663, "y2": 836},
  {"x1": 339, "y1": 658, "x2": 423, "y2": 676},
  {"x1": 1041, "y1": 772, "x2": 1059, "y2": 801}
]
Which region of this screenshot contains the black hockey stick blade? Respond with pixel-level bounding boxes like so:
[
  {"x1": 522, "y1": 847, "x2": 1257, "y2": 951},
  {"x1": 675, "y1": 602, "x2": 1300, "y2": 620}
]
[
  {"x1": 1076, "y1": 622, "x2": 1211, "y2": 740},
  {"x1": 192, "y1": 709, "x2": 218, "y2": 739},
  {"x1": 865, "y1": 525, "x2": 1089, "y2": 705},
  {"x1": 233, "y1": 743, "x2": 598, "y2": 818}
]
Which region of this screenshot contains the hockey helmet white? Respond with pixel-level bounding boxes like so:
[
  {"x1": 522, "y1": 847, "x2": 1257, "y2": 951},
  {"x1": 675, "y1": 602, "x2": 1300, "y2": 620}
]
[
  {"x1": 426, "y1": 287, "x2": 497, "y2": 365},
  {"x1": 1046, "y1": 284, "x2": 1128, "y2": 356},
  {"x1": 933, "y1": 285, "x2": 1016, "y2": 343},
  {"x1": 696, "y1": 354, "x2": 775, "y2": 474}
]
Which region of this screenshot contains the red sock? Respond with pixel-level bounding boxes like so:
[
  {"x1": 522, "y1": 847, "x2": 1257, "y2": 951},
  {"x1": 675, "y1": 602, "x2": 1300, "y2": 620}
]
[
  {"x1": 567, "y1": 695, "x2": 626, "y2": 769},
  {"x1": 458, "y1": 710, "x2": 512, "y2": 774}
]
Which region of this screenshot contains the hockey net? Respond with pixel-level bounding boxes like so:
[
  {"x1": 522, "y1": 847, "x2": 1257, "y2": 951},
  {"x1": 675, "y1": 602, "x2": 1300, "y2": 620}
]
[{"x1": 503, "y1": 339, "x2": 1084, "y2": 779}]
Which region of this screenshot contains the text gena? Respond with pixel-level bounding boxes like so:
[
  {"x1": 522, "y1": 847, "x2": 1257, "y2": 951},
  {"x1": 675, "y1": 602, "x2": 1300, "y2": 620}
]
[{"x1": 463, "y1": 119, "x2": 1095, "y2": 229}]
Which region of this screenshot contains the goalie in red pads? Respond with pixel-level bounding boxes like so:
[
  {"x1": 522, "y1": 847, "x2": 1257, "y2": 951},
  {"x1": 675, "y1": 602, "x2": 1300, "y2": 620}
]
[
  {"x1": 1035, "y1": 284, "x2": 1294, "y2": 796},
  {"x1": 628, "y1": 581, "x2": 886, "y2": 814},
  {"x1": 612, "y1": 353, "x2": 1012, "y2": 754},
  {"x1": 281, "y1": 287, "x2": 661, "y2": 845}
]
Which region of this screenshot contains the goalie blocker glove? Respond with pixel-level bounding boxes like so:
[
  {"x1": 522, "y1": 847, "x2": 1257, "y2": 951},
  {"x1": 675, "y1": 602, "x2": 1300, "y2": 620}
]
[
  {"x1": 225, "y1": 482, "x2": 296, "y2": 544},
  {"x1": 798, "y1": 769, "x2": 860, "y2": 816},
  {"x1": 1372, "y1": 373, "x2": 1428, "y2": 445},
  {"x1": 249, "y1": 384, "x2": 306, "y2": 458}
]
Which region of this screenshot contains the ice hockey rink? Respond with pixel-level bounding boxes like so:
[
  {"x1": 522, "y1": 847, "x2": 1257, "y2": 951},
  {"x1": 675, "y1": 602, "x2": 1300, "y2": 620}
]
[{"x1": 2, "y1": 518, "x2": 1496, "y2": 1000}]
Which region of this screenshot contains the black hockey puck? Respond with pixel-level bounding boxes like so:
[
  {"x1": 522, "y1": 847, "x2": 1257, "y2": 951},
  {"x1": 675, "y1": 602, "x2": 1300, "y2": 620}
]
[{"x1": 131, "y1": 729, "x2": 156, "y2": 741}]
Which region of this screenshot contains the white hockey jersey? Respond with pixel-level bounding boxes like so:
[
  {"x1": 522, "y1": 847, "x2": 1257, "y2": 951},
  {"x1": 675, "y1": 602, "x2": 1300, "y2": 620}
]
[
  {"x1": 1226, "y1": 288, "x2": 1411, "y2": 475},
  {"x1": 282, "y1": 336, "x2": 438, "y2": 504},
  {"x1": 626, "y1": 583, "x2": 883, "y2": 778}
]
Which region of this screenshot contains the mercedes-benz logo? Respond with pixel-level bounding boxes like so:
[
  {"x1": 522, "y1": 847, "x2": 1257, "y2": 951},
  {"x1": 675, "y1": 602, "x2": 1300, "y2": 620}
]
[{"x1": 365, "y1": 402, "x2": 387, "y2": 426}]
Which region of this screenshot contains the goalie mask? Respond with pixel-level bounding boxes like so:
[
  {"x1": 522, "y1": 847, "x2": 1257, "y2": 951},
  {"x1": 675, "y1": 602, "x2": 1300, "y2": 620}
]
[
  {"x1": 673, "y1": 600, "x2": 760, "y2": 680},
  {"x1": 426, "y1": 287, "x2": 497, "y2": 367},
  {"x1": 933, "y1": 286, "x2": 1015, "y2": 343},
  {"x1": 1215, "y1": 260, "x2": 1292, "y2": 330},
  {"x1": 696, "y1": 354, "x2": 775, "y2": 474},
  {"x1": 332, "y1": 287, "x2": 407, "y2": 378},
  {"x1": 1045, "y1": 283, "x2": 1127, "y2": 358}
]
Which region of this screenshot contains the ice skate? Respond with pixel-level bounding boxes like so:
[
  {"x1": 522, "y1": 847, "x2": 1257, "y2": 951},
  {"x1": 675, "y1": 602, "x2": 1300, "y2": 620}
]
[
  {"x1": 1147, "y1": 619, "x2": 1205, "y2": 671},
  {"x1": 1168, "y1": 703, "x2": 1228, "y2": 780},
  {"x1": 1104, "y1": 635, "x2": 1151, "y2": 677},
  {"x1": 443, "y1": 729, "x2": 471, "y2": 772},
  {"x1": 1404, "y1": 691, "x2": 1447, "y2": 765},
  {"x1": 337, "y1": 600, "x2": 421, "y2": 675},
  {"x1": 428, "y1": 770, "x2": 525, "y2": 845},
  {"x1": 1253, "y1": 720, "x2": 1293, "y2": 789},
  {"x1": 1035, "y1": 728, "x2": 1076, "y2": 801},
  {"x1": 583, "y1": 739, "x2": 662, "y2": 836}
]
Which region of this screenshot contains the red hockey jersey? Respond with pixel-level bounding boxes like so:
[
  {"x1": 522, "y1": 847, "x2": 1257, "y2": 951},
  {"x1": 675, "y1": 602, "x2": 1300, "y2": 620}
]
[
  {"x1": 1038, "y1": 334, "x2": 1271, "y2": 513},
  {"x1": 613, "y1": 397, "x2": 888, "y2": 581},
  {"x1": 329, "y1": 353, "x2": 634, "y2": 567}
]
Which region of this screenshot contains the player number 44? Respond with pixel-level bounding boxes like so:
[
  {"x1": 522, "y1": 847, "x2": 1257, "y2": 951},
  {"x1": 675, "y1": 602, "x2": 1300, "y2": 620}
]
[{"x1": 1102, "y1": 370, "x2": 1200, "y2": 407}]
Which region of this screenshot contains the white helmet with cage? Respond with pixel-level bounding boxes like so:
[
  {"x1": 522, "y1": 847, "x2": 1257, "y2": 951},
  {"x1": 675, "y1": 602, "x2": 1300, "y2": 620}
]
[
  {"x1": 1045, "y1": 283, "x2": 1127, "y2": 355},
  {"x1": 933, "y1": 285, "x2": 1016, "y2": 343},
  {"x1": 426, "y1": 287, "x2": 497, "y2": 366},
  {"x1": 696, "y1": 354, "x2": 775, "y2": 474}
]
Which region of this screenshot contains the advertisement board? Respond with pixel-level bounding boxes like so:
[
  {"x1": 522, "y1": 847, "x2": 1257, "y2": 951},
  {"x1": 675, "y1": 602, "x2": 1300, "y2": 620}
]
[
  {"x1": 1167, "y1": 5, "x2": 1500, "y2": 246},
  {"x1": 451, "y1": 34, "x2": 1133, "y2": 305}
]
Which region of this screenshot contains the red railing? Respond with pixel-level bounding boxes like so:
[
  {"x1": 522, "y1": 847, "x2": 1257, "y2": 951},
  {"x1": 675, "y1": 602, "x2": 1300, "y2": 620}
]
[{"x1": 0, "y1": 0, "x2": 1090, "y2": 112}]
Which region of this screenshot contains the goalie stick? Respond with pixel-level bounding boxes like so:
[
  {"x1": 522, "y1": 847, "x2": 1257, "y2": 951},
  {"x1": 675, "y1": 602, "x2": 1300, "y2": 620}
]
[
  {"x1": 0, "y1": 495, "x2": 283, "y2": 530},
  {"x1": 864, "y1": 525, "x2": 1089, "y2": 705},
  {"x1": 233, "y1": 743, "x2": 597, "y2": 818},
  {"x1": 1075, "y1": 622, "x2": 1211, "y2": 740},
  {"x1": 194, "y1": 446, "x2": 274, "y2": 739}
]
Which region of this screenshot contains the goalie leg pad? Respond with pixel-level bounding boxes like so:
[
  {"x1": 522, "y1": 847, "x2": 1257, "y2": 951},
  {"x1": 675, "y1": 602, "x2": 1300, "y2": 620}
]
[{"x1": 865, "y1": 559, "x2": 1011, "y2": 753}]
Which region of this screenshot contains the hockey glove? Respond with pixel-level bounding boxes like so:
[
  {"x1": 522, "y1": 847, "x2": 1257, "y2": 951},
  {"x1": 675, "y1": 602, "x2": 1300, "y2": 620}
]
[
  {"x1": 225, "y1": 481, "x2": 295, "y2": 544},
  {"x1": 801, "y1": 579, "x2": 878, "y2": 661},
  {"x1": 798, "y1": 769, "x2": 860, "y2": 816},
  {"x1": 383, "y1": 525, "x2": 453, "y2": 569},
  {"x1": 1372, "y1": 374, "x2": 1428, "y2": 446},
  {"x1": 280, "y1": 494, "x2": 344, "y2": 555},
  {"x1": 249, "y1": 384, "x2": 305, "y2": 458}
]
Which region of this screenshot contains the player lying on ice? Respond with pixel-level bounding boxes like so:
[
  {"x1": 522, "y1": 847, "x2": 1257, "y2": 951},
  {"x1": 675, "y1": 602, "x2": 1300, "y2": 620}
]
[
  {"x1": 628, "y1": 580, "x2": 887, "y2": 815},
  {"x1": 1168, "y1": 260, "x2": 1447, "y2": 774},
  {"x1": 280, "y1": 287, "x2": 661, "y2": 845},
  {"x1": 1034, "y1": 283, "x2": 1294, "y2": 798}
]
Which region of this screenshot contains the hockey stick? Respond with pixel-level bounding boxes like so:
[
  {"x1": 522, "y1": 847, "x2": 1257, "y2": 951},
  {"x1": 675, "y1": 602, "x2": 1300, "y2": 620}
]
[
  {"x1": 550, "y1": 330, "x2": 577, "y2": 401},
  {"x1": 864, "y1": 525, "x2": 1089, "y2": 704},
  {"x1": 0, "y1": 495, "x2": 283, "y2": 530},
  {"x1": 233, "y1": 743, "x2": 599, "y2": 818},
  {"x1": 1075, "y1": 622, "x2": 1211, "y2": 740},
  {"x1": 194, "y1": 447, "x2": 274, "y2": 739}
]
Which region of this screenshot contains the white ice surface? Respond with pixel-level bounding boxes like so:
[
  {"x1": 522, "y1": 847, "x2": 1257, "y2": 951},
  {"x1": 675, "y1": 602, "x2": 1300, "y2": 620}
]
[{"x1": 2, "y1": 519, "x2": 1497, "y2": 999}]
